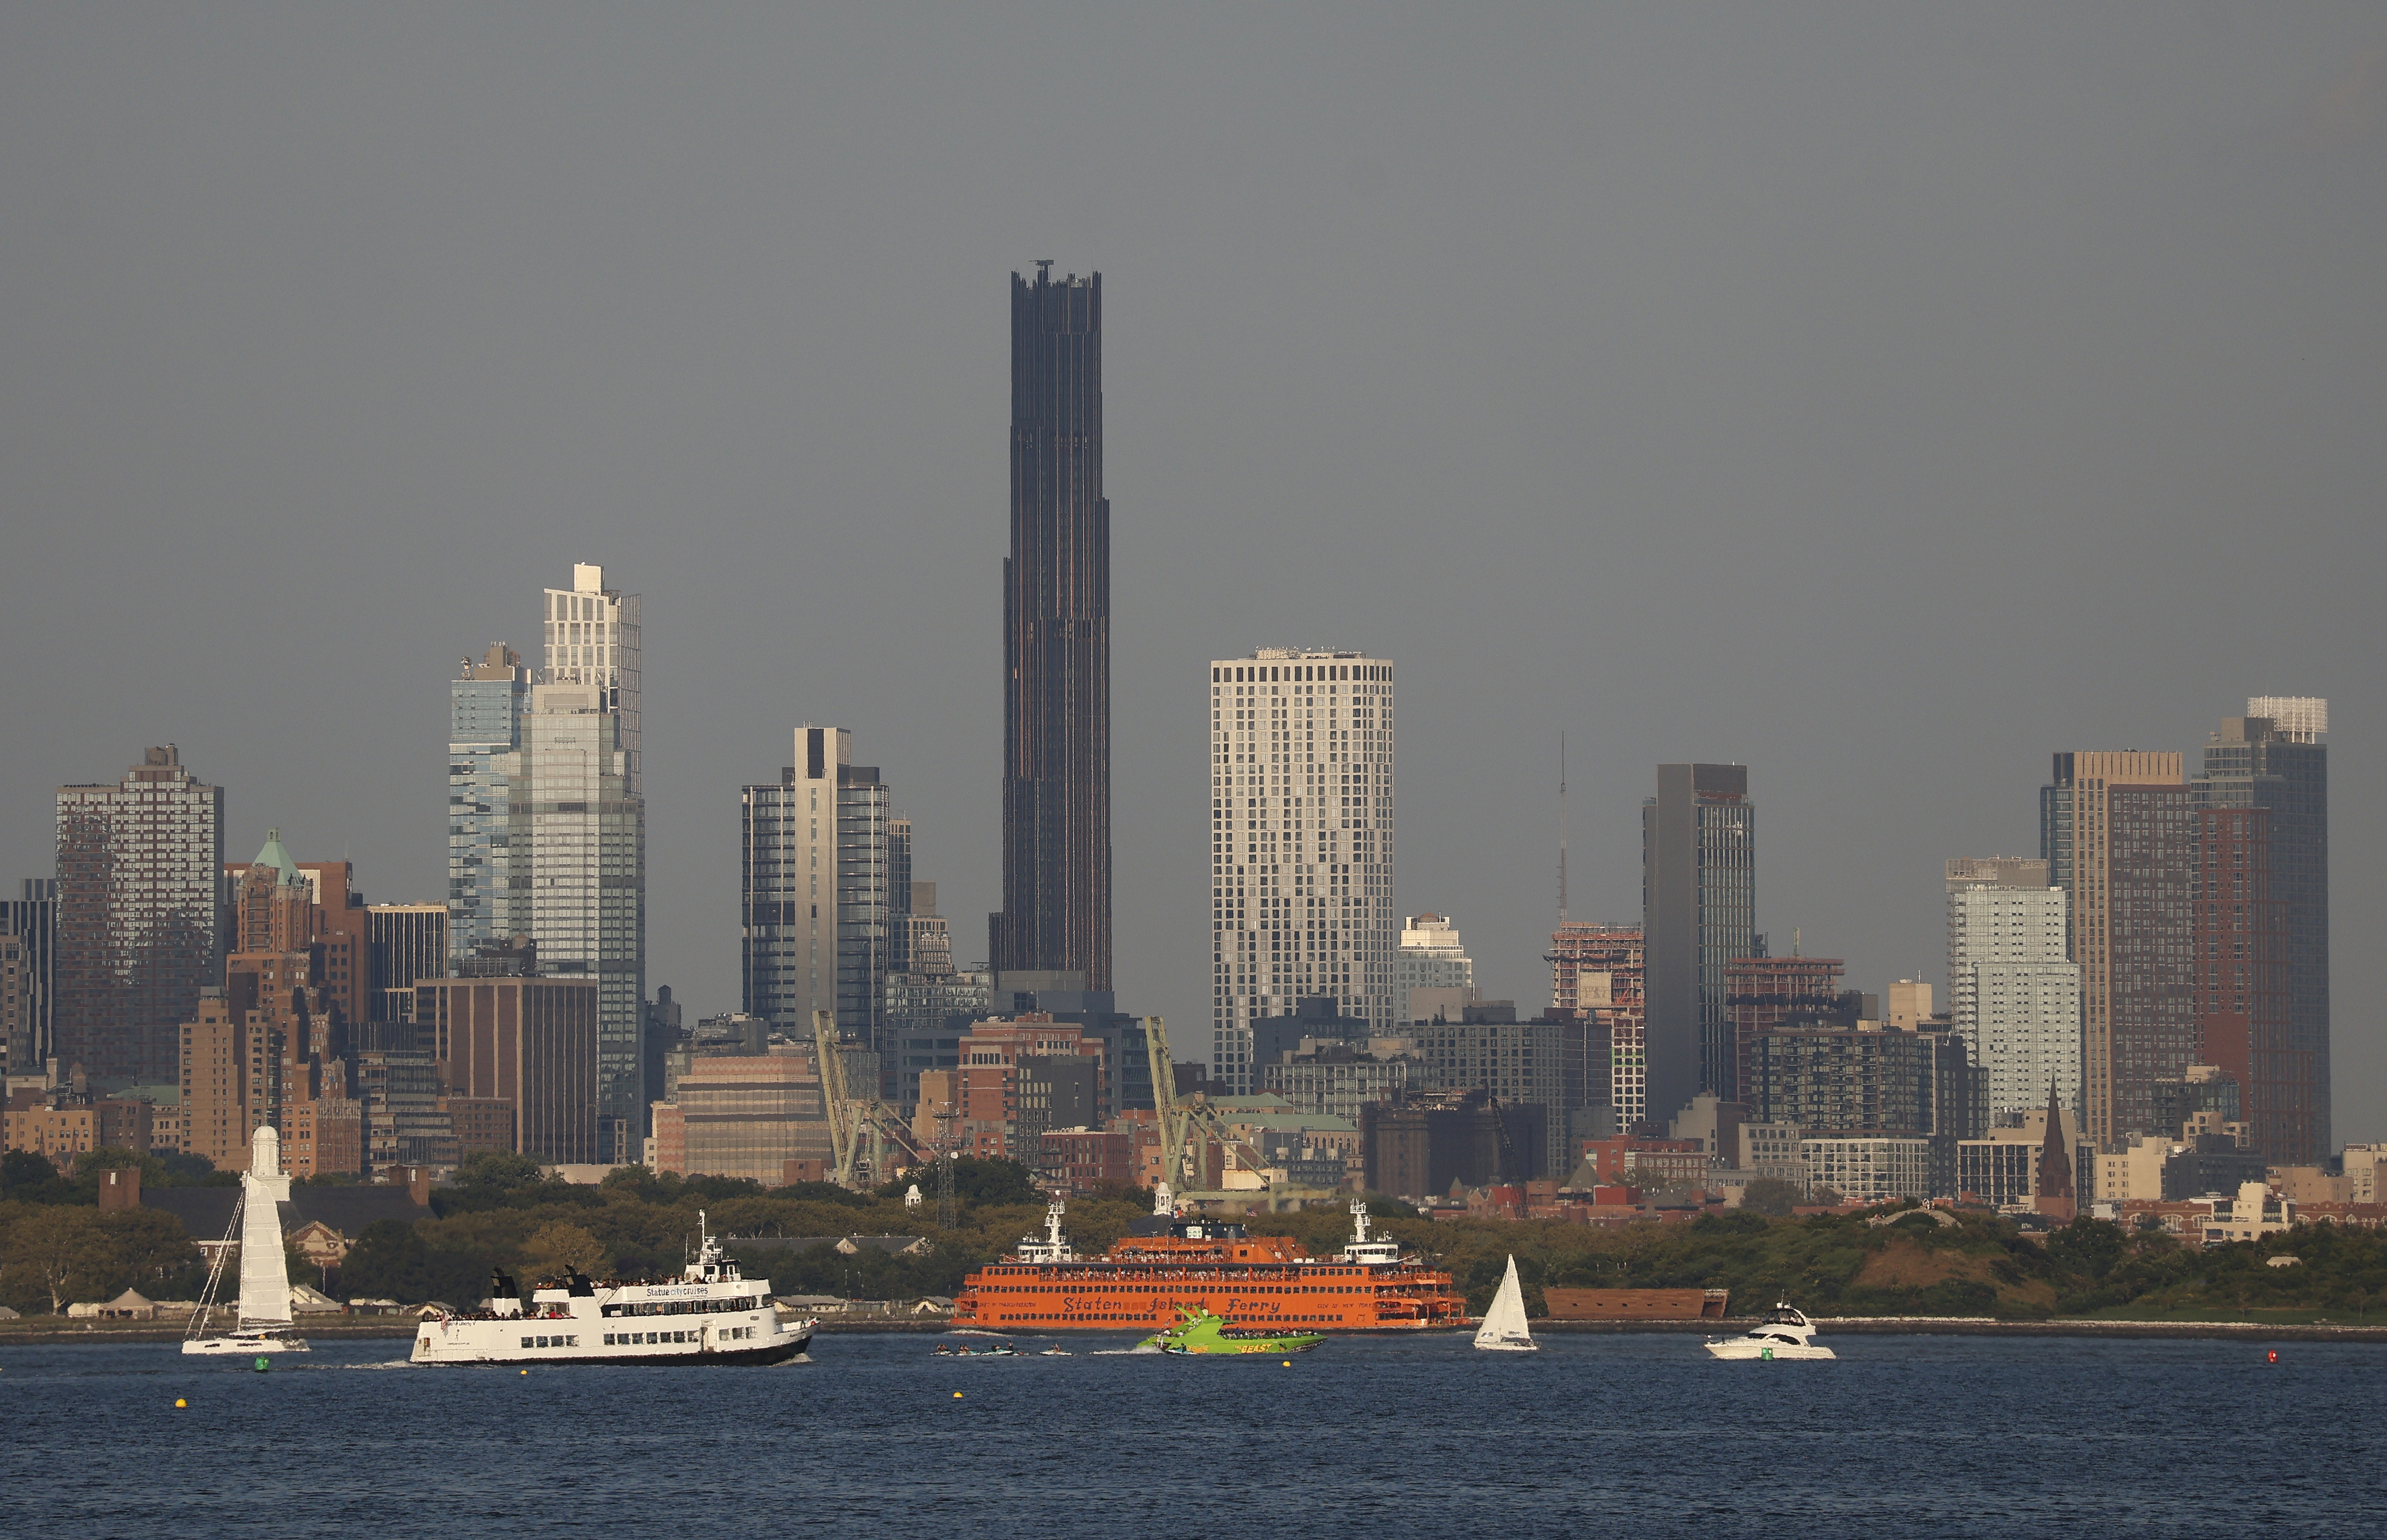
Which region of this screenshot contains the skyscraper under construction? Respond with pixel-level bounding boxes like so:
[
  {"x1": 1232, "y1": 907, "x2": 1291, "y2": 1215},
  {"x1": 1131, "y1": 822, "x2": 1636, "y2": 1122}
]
[{"x1": 993, "y1": 267, "x2": 1112, "y2": 992}]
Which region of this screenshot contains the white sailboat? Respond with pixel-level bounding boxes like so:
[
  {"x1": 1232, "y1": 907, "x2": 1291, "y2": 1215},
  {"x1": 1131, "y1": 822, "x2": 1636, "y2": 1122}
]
[
  {"x1": 1473, "y1": 1254, "x2": 1537, "y2": 1352},
  {"x1": 183, "y1": 1125, "x2": 309, "y2": 1356}
]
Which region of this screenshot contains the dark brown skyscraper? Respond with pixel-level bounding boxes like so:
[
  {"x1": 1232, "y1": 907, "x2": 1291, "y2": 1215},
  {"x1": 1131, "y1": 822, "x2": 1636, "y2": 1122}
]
[
  {"x1": 993, "y1": 266, "x2": 1111, "y2": 991},
  {"x1": 2193, "y1": 700, "x2": 2328, "y2": 1164}
]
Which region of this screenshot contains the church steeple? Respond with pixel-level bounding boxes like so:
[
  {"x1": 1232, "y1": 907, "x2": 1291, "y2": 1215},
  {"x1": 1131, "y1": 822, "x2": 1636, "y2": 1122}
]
[{"x1": 2035, "y1": 1081, "x2": 2076, "y2": 1221}]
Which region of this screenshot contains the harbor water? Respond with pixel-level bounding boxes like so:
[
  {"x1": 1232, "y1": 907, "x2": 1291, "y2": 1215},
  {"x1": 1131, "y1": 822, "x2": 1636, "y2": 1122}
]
[{"x1": 3, "y1": 1329, "x2": 2381, "y2": 1537}]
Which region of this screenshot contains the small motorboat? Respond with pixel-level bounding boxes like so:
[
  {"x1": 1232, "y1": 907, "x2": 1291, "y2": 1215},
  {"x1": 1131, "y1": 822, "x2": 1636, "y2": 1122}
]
[
  {"x1": 1704, "y1": 1303, "x2": 1835, "y2": 1360},
  {"x1": 1136, "y1": 1308, "x2": 1325, "y2": 1356}
]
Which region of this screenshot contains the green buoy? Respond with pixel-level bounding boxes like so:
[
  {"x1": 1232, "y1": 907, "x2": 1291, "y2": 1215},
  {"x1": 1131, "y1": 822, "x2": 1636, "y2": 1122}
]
[{"x1": 254, "y1": 1356, "x2": 271, "y2": 1373}]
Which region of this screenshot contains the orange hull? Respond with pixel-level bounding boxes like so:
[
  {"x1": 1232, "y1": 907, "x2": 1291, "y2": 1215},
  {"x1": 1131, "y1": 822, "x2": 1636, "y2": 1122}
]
[{"x1": 954, "y1": 1231, "x2": 1470, "y2": 1333}]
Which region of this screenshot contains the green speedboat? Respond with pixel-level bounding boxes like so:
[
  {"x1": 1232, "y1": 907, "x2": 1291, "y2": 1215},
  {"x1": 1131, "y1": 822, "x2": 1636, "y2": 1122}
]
[{"x1": 1137, "y1": 1307, "x2": 1326, "y2": 1356}]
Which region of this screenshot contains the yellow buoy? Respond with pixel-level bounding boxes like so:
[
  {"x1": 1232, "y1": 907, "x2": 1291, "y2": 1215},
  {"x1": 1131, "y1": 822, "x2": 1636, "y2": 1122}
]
[
  {"x1": 174, "y1": 1398, "x2": 187, "y2": 1408},
  {"x1": 520, "y1": 1369, "x2": 529, "y2": 1376},
  {"x1": 1282, "y1": 1360, "x2": 1291, "y2": 1367},
  {"x1": 953, "y1": 1391, "x2": 963, "y2": 1398}
]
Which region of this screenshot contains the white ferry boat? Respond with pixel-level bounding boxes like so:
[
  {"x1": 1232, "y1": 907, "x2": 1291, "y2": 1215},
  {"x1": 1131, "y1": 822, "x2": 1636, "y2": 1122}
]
[{"x1": 411, "y1": 1212, "x2": 814, "y2": 1367}]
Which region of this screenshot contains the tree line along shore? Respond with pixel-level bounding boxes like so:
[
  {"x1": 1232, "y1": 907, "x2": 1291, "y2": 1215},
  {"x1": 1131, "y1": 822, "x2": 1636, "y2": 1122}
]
[{"x1": 4, "y1": 1148, "x2": 2384, "y2": 1329}]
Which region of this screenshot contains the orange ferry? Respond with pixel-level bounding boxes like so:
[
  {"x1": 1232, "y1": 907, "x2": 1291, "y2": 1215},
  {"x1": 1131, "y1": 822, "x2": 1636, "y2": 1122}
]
[{"x1": 952, "y1": 1201, "x2": 1470, "y2": 1333}]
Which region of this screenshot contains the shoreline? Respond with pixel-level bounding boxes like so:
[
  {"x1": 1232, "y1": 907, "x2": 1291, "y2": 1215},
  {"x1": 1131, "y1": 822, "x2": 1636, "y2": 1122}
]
[
  {"x1": 1539, "y1": 1316, "x2": 2387, "y2": 1341},
  {"x1": 10, "y1": 1315, "x2": 2385, "y2": 1347}
]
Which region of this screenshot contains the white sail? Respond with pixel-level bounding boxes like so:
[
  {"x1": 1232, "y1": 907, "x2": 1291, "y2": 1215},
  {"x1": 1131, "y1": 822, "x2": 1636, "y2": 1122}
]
[
  {"x1": 1474, "y1": 1254, "x2": 1536, "y2": 1351},
  {"x1": 237, "y1": 1124, "x2": 294, "y2": 1328}
]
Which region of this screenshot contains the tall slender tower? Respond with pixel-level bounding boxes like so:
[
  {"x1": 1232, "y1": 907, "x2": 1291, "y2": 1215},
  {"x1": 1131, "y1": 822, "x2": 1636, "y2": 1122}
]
[
  {"x1": 993, "y1": 267, "x2": 1112, "y2": 992},
  {"x1": 1642, "y1": 764, "x2": 1754, "y2": 1124},
  {"x1": 517, "y1": 566, "x2": 645, "y2": 1160},
  {"x1": 1210, "y1": 650, "x2": 1395, "y2": 1091}
]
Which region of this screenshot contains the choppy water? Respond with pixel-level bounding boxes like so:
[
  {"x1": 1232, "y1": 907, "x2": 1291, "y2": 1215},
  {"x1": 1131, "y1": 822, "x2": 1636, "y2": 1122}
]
[{"x1": 3, "y1": 1330, "x2": 2381, "y2": 1538}]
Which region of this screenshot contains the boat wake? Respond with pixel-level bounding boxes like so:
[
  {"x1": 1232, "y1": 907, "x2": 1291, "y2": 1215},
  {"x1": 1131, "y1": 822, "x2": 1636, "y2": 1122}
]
[{"x1": 1091, "y1": 1344, "x2": 1165, "y2": 1356}]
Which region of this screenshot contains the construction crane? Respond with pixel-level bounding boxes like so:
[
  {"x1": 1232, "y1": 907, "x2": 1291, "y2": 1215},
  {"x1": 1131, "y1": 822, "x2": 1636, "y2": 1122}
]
[
  {"x1": 813, "y1": 1008, "x2": 925, "y2": 1191},
  {"x1": 1143, "y1": 1015, "x2": 1248, "y2": 1208},
  {"x1": 812, "y1": 1011, "x2": 855, "y2": 1185},
  {"x1": 1143, "y1": 1015, "x2": 1193, "y2": 1207}
]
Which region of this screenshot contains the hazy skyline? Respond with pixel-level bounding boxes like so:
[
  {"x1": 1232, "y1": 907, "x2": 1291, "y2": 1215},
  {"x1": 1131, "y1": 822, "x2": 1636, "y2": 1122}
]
[{"x1": 3, "y1": 7, "x2": 2380, "y2": 1137}]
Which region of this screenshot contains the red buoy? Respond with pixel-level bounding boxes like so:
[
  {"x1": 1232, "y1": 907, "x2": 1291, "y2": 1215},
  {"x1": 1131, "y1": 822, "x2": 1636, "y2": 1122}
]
[{"x1": 2267, "y1": 1350, "x2": 2279, "y2": 1364}]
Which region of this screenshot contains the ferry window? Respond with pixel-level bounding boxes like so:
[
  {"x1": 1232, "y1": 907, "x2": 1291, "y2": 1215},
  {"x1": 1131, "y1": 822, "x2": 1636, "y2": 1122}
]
[
  {"x1": 566, "y1": 1336, "x2": 578, "y2": 1346},
  {"x1": 519, "y1": 1337, "x2": 533, "y2": 1348}
]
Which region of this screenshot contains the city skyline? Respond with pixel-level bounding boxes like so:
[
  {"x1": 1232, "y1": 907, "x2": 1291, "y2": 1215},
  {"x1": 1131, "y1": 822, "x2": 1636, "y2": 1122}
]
[{"x1": 1, "y1": 11, "x2": 2381, "y2": 1140}]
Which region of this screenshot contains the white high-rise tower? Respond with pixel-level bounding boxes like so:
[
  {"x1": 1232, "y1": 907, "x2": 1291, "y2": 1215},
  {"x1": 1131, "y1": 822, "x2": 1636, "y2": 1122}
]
[
  {"x1": 511, "y1": 565, "x2": 646, "y2": 1160},
  {"x1": 1946, "y1": 856, "x2": 2080, "y2": 1121},
  {"x1": 544, "y1": 564, "x2": 642, "y2": 793},
  {"x1": 1210, "y1": 649, "x2": 1395, "y2": 1093}
]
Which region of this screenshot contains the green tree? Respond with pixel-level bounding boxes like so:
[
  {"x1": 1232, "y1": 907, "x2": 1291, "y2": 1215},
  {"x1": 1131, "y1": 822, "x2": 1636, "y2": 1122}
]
[
  {"x1": 338, "y1": 1219, "x2": 492, "y2": 1305},
  {"x1": 0, "y1": 1151, "x2": 74, "y2": 1205},
  {"x1": 433, "y1": 1150, "x2": 561, "y2": 1214},
  {"x1": 0, "y1": 1205, "x2": 112, "y2": 1313},
  {"x1": 944, "y1": 1157, "x2": 1038, "y2": 1208},
  {"x1": 524, "y1": 1221, "x2": 609, "y2": 1278},
  {"x1": 97, "y1": 1209, "x2": 205, "y2": 1299}
]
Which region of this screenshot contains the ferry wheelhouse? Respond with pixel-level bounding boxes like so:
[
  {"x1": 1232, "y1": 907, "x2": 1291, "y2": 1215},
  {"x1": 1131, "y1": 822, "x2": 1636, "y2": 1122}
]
[
  {"x1": 953, "y1": 1201, "x2": 1469, "y2": 1333},
  {"x1": 411, "y1": 1212, "x2": 813, "y2": 1367}
]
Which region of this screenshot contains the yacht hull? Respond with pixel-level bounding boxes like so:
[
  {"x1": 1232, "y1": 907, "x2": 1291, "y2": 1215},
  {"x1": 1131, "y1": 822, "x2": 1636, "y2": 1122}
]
[
  {"x1": 1704, "y1": 1339, "x2": 1834, "y2": 1360},
  {"x1": 183, "y1": 1334, "x2": 309, "y2": 1356}
]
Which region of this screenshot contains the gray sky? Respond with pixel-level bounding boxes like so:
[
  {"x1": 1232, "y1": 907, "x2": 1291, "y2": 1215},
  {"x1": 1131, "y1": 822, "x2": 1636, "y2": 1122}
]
[{"x1": 4, "y1": 6, "x2": 2381, "y2": 1137}]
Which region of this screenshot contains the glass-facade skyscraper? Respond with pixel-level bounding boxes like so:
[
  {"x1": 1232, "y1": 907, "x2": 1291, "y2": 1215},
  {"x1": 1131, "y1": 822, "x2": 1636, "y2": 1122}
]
[
  {"x1": 515, "y1": 677, "x2": 644, "y2": 1158},
  {"x1": 448, "y1": 644, "x2": 529, "y2": 962},
  {"x1": 1642, "y1": 764, "x2": 1755, "y2": 1123},
  {"x1": 452, "y1": 565, "x2": 647, "y2": 1160},
  {"x1": 1, "y1": 878, "x2": 57, "y2": 1075}
]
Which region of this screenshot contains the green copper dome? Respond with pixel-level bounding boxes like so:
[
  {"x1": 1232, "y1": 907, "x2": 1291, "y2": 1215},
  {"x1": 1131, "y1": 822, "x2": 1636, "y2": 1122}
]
[{"x1": 251, "y1": 828, "x2": 301, "y2": 884}]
